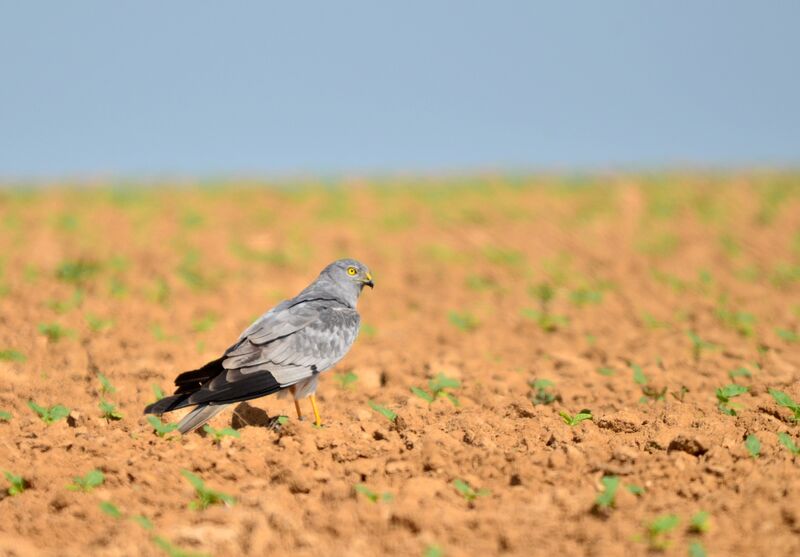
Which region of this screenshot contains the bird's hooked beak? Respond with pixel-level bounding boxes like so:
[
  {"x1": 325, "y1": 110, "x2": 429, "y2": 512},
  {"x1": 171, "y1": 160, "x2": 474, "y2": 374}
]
[{"x1": 362, "y1": 272, "x2": 374, "y2": 289}]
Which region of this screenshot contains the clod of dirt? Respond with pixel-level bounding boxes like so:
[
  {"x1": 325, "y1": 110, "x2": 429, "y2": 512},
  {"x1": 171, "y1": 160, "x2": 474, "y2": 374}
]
[
  {"x1": 667, "y1": 434, "x2": 709, "y2": 456},
  {"x1": 595, "y1": 410, "x2": 642, "y2": 433}
]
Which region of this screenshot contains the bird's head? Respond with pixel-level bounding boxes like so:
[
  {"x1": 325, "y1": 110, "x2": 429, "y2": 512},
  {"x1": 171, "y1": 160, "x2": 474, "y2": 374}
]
[{"x1": 320, "y1": 259, "x2": 374, "y2": 301}]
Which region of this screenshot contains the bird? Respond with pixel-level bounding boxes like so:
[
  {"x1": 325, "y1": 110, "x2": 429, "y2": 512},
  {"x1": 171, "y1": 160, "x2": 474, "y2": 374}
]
[{"x1": 143, "y1": 258, "x2": 373, "y2": 434}]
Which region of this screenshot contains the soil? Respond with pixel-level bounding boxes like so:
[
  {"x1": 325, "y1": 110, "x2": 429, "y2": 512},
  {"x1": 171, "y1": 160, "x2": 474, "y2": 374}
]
[{"x1": 0, "y1": 175, "x2": 799, "y2": 557}]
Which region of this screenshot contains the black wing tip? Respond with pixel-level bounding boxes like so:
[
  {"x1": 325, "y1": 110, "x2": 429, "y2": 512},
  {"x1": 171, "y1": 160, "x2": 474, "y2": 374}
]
[{"x1": 143, "y1": 394, "x2": 191, "y2": 415}]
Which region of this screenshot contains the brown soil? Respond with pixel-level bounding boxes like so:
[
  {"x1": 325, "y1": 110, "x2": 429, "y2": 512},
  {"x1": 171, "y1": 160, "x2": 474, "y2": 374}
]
[{"x1": 1, "y1": 175, "x2": 799, "y2": 557}]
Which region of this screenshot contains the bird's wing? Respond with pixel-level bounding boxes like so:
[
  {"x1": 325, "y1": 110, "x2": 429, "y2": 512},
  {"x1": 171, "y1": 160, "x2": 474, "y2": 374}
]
[{"x1": 181, "y1": 302, "x2": 359, "y2": 406}]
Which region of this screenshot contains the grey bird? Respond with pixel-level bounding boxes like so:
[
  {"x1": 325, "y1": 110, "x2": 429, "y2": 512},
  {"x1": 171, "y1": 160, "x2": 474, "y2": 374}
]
[{"x1": 143, "y1": 258, "x2": 373, "y2": 433}]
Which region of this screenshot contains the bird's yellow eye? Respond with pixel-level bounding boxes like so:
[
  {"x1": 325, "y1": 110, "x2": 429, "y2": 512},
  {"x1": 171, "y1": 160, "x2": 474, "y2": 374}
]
[{"x1": 347, "y1": 266, "x2": 357, "y2": 276}]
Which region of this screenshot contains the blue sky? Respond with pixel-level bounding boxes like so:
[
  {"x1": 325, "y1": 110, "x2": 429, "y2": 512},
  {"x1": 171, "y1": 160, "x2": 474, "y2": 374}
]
[{"x1": 1, "y1": 1, "x2": 798, "y2": 177}]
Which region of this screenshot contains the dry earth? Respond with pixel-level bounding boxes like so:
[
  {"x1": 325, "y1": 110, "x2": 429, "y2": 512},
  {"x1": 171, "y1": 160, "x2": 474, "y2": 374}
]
[{"x1": 0, "y1": 175, "x2": 799, "y2": 556}]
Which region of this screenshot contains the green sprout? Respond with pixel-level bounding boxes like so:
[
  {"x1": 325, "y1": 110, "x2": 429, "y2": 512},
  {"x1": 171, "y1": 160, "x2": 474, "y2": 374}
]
[
  {"x1": 776, "y1": 328, "x2": 799, "y2": 343},
  {"x1": 0, "y1": 349, "x2": 26, "y2": 362},
  {"x1": 56, "y1": 260, "x2": 100, "y2": 285},
  {"x1": 448, "y1": 311, "x2": 479, "y2": 332},
  {"x1": 744, "y1": 434, "x2": 761, "y2": 458},
  {"x1": 37, "y1": 323, "x2": 74, "y2": 343},
  {"x1": 528, "y1": 378, "x2": 557, "y2": 406},
  {"x1": 151, "y1": 384, "x2": 166, "y2": 402},
  {"x1": 152, "y1": 535, "x2": 211, "y2": 557},
  {"x1": 411, "y1": 373, "x2": 461, "y2": 406},
  {"x1": 689, "y1": 541, "x2": 708, "y2": 557},
  {"x1": 520, "y1": 307, "x2": 568, "y2": 332},
  {"x1": 597, "y1": 366, "x2": 615, "y2": 377},
  {"x1": 688, "y1": 331, "x2": 715, "y2": 362},
  {"x1": 715, "y1": 384, "x2": 748, "y2": 416},
  {"x1": 594, "y1": 476, "x2": 620, "y2": 509},
  {"x1": 181, "y1": 470, "x2": 235, "y2": 510},
  {"x1": 86, "y1": 314, "x2": 114, "y2": 333},
  {"x1": 67, "y1": 470, "x2": 105, "y2": 492},
  {"x1": 728, "y1": 366, "x2": 752, "y2": 381},
  {"x1": 777, "y1": 432, "x2": 800, "y2": 456},
  {"x1": 131, "y1": 514, "x2": 154, "y2": 530},
  {"x1": 99, "y1": 500, "x2": 122, "y2": 518},
  {"x1": 689, "y1": 511, "x2": 710, "y2": 534},
  {"x1": 97, "y1": 373, "x2": 117, "y2": 394},
  {"x1": 423, "y1": 545, "x2": 444, "y2": 557},
  {"x1": 453, "y1": 479, "x2": 489, "y2": 502},
  {"x1": 643, "y1": 514, "x2": 679, "y2": 550},
  {"x1": 99, "y1": 399, "x2": 123, "y2": 421},
  {"x1": 27, "y1": 400, "x2": 70, "y2": 425},
  {"x1": 368, "y1": 400, "x2": 397, "y2": 422},
  {"x1": 334, "y1": 371, "x2": 358, "y2": 390},
  {"x1": 769, "y1": 389, "x2": 800, "y2": 421},
  {"x1": 4, "y1": 471, "x2": 26, "y2": 495},
  {"x1": 202, "y1": 425, "x2": 240, "y2": 444},
  {"x1": 147, "y1": 415, "x2": 179, "y2": 438},
  {"x1": 354, "y1": 484, "x2": 393, "y2": 503},
  {"x1": 191, "y1": 313, "x2": 217, "y2": 333},
  {"x1": 559, "y1": 409, "x2": 593, "y2": 426},
  {"x1": 0, "y1": 410, "x2": 11, "y2": 422}
]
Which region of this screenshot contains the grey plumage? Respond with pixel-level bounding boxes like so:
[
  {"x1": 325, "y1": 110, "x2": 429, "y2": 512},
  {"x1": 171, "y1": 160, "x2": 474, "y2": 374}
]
[{"x1": 144, "y1": 258, "x2": 373, "y2": 433}]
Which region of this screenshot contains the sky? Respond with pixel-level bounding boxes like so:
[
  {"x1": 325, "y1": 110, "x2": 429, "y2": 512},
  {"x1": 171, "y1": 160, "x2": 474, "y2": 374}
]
[{"x1": 1, "y1": 1, "x2": 798, "y2": 178}]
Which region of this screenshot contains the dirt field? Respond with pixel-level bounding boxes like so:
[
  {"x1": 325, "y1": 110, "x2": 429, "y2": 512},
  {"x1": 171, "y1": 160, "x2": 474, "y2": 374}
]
[{"x1": 1, "y1": 174, "x2": 799, "y2": 557}]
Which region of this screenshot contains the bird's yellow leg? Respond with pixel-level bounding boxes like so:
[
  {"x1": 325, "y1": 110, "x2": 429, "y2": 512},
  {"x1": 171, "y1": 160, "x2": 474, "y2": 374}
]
[
  {"x1": 309, "y1": 394, "x2": 322, "y2": 427},
  {"x1": 294, "y1": 398, "x2": 303, "y2": 420}
]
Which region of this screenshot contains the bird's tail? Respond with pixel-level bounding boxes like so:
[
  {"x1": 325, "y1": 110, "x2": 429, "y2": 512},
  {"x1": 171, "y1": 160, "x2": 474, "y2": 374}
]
[{"x1": 176, "y1": 404, "x2": 231, "y2": 434}]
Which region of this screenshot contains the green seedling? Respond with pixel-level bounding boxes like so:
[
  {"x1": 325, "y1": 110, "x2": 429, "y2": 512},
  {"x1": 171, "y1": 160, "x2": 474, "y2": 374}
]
[
  {"x1": 86, "y1": 314, "x2": 114, "y2": 332},
  {"x1": 0, "y1": 410, "x2": 11, "y2": 422},
  {"x1": 4, "y1": 471, "x2": 26, "y2": 495},
  {"x1": 423, "y1": 545, "x2": 444, "y2": 557},
  {"x1": 411, "y1": 373, "x2": 461, "y2": 407},
  {"x1": 529, "y1": 282, "x2": 555, "y2": 312},
  {"x1": 529, "y1": 378, "x2": 557, "y2": 406},
  {"x1": 520, "y1": 307, "x2": 568, "y2": 332},
  {"x1": 768, "y1": 389, "x2": 800, "y2": 421},
  {"x1": 98, "y1": 373, "x2": 116, "y2": 394},
  {"x1": 354, "y1": 484, "x2": 393, "y2": 503},
  {"x1": 626, "y1": 484, "x2": 645, "y2": 495},
  {"x1": 56, "y1": 260, "x2": 100, "y2": 285},
  {"x1": 153, "y1": 535, "x2": 211, "y2": 557},
  {"x1": 716, "y1": 384, "x2": 748, "y2": 416},
  {"x1": 131, "y1": 514, "x2": 154, "y2": 530},
  {"x1": 0, "y1": 349, "x2": 26, "y2": 362},
  {"x1": 715, "y1": 307, "x2": 756, "y2": 337},
  {"x1": 729, "y1": 366, "x2": 752, "y2": 381},
  {"x1": 191, "y1": 313, "x2": 217, "y2": 333},
  {"x1": 147, "y1": 415, "x2": 179, "y2": 438},
  {"x1": 569, "y1": 287, "x2": 603, "y2": 306},
  {"x1": 334, "y1": 371, "x2": 358, "y2": 390},
  {"x1": 688, "y1": 331, "x2": 715, "y2": 362},
  {"x1": 46, "y1": 290, "x2": 84, "y2": 314},
  {"x1": 631, "y1": 363, "x2": 648, "y2": 385},
  {"x1": 744, "y1": 434, "x2": 761, "y2": 458},
  {"x1": 99, "y1": 500, "x2": 122, "y2": 518},
  {"x1": 181, "y1": 470, "x2": 235, "y2": 510},
  {"x1": 37, "y1": 323, "x2": 74, "y2": 343},
  {"x1": 368, "y1": 400, "x2": 397, "y2": 422},
  {"x1": 361, "y1": 323, "x2": 377, "y2": 338},
  {"x1": 28, "y1": 400, "x2": 70, "y2": 425},
  {"x1": 453, "y1": 479, "x2": 489, "y2": 502},
  {"x1": 689, "y1": 541, "x2": 708, "y2": 557},
  {"x1": 559, "y1": 409, "x2": 593, "y2": 426},
  {"x1": 151, "y1": 384, "x2": 166, "y2": 402},
  {"x1": 594, "y1": 476, "x2": 620, "y2": 509},
  {"x1": 776, "y1": 328, "x2": 799, "y2": 343},
  {"x1": 202, "y1": 425, "x2": 240, "y2": 444},
  {"x1": 777, "y1": 432, "x2": 800, "y2": 455},
  {"x1": 690, "y1": 511, "x2": 710, "y2": 534},
  {"x1": 670, "y1": 386, "x2": 689, "y2": 402},
  {"x1": 597, "y1": 366, "x2": 615, "y2": 376},
  {"x1": 448, "y1": 311, "x2": 478, "y2": 332},
  {"x1": 275, "y1": 415, "x2": 289, "y2": 426},
  {"x1": 643, "y1": 514, "x2": 679, "y2": 550},
  {"x1": 67, "y1": 470, "x2": 104, "y2": 492},
  {"x1": 99, "y1": 399, "x2": 123, "y2": 421}
]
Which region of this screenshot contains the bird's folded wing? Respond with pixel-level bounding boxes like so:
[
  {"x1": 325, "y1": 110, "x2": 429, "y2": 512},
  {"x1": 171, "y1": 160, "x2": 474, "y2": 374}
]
[{"x1": 182, "y1": 305, "x2": 359, "y2": 406}]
